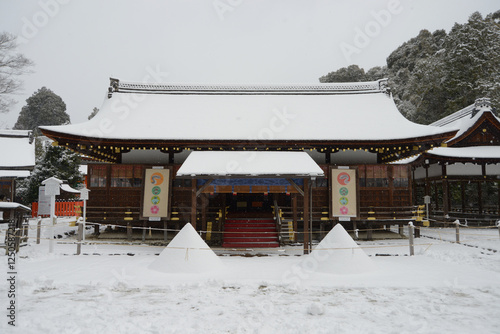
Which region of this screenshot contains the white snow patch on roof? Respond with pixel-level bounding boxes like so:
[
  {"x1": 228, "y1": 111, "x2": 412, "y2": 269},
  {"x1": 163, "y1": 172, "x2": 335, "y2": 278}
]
[
  {"x1": 0, "y1": 136, "x2": 35, "y2": 168},
  {"x1": 41, "y1": 89, "x2": 453, "y2": 142},
  {"x1": 0, "y1": 170, "x2": 31, "y2": 178},
  {"x1": 427, "y1": 146, "x2": 500, "y2": 159},
  {"x1": 176, "y1": 151, "x2": 324, "y2": 177}
]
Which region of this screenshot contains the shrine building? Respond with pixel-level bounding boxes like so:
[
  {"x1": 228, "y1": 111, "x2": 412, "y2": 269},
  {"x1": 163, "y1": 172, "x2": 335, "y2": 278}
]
[{"x1": 40, "y1": 78, "x2": 457, "y2": 250}]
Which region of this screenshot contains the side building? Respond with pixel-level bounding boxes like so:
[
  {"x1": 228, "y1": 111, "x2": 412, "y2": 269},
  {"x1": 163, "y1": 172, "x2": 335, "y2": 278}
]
[
  {"x1": 0, "y1": 130, "x2": 35, "y2": 202},
  {"x1": 40, "y1": 78, "x2": 456, "y2": 248},
  {"x1": 411, "y1": 98, "x2": 500, "y2": 225}
]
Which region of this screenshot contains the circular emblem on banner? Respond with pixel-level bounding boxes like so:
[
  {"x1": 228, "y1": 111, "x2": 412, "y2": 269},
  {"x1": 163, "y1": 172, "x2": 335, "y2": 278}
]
[
  {"x1": 339, "y1": 187, "x2": 348, "y2": 196},
  {"x1": 150, "y1": 205, "x2": 160, "y2": 214},
  {"x1": 340, "y1": 206, "x2": 349, "y2": 215},
  {"x1": 151, "y1": 196, "x2": 160, "y2": 205},
  {"x1": 337, "y1": 172, "x2": 351, "y2": 185},
  {"x1": 339, "y1": 197, "x2": 349, "y2": 205},
  {"x1": 152, "y1": 186, "x2": 161, "y2": 195},
  {"x1": 151, "y1": 172, "x2": 164, "y2": 185}
]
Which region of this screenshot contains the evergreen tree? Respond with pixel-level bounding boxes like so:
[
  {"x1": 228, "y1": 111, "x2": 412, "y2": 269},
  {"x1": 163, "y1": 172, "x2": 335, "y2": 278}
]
[
  {"x1": 16, "y1": 145, "x2": 82, "y2": 204},
  {"x1": 400, "y1": 11, "x2": 500, "y2": 123},
  {"x1": 13, "y1": 87, "x2": 70, "y2": 135},
  {"x1": 319, "y1": 65, "x2": 387, "y2": 83},
  {"x1": 320, "y1": 10, "x2": 500, "y2": 124}
]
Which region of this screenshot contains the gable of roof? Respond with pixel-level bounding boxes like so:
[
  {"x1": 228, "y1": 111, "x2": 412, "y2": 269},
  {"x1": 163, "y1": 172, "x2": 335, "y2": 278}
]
[{"x1": 430, "y1": 98, "x2": 500, "y2": 146}]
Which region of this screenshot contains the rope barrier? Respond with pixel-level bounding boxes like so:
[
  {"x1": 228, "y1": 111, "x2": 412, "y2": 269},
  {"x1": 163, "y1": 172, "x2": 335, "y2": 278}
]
[
  {"x1": 5, "y1": 221, "x2": 499, "y2": 237},
  {"x1": 13, "y1": 237, "x2": 437, "y2": 253}
]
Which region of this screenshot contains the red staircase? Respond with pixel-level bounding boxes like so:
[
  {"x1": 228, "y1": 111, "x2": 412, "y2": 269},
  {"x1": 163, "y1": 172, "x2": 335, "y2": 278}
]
[{"x1": 223, "y1": 218, "x2": 279, "y2": 248}]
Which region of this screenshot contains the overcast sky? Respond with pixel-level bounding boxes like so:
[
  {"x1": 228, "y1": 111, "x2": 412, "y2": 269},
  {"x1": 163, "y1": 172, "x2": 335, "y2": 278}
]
[{"x1": 0, "y1": 0, "x2": 498, "y2": 128}]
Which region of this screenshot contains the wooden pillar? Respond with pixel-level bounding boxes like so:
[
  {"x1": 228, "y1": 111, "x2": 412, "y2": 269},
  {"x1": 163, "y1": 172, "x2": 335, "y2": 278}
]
[
  {"x1": 498, "y1": 181, "x2": 500, "y2": 216},
  {"x1": 442, "y1": 164, "x2": 449, "y2": 219},
  {"x1": 127, "y1": 222, "x2": 132, "y2": 241},
  {"x1": 325, "y1": 152, "x2": 331, "y2": 164},
  {"x1": 163, "y1": 220, "x2": 168, "y2": 242},
  {"x1": 221, "y1": 194, "x2": 226, "y2": 244},
  {"x1": 303, "y1": 178, "x2": 310, "y2": 254},
  {"x1": 201, "y1": 193, "x2": 208, "y2": 239},
  {"x1": 433, "y1": 181, "x2": 439, "y2": 212},
  {"x1": 387, "y1": 165, "x2": 394, "y2": 208},
  {"x1": 478, "y1": 181, "x2": 483, "y2": 215},
  {"x1": 424, "y1": 164, "x2": 430, "y2": 196},
  {"x1": 191, "y1": 179, "x2": 197, "y2": 229},
  {"x1": 168, "y1": 152, "x2": 175, "y2": 164},
  {"x1": 461, "y1": 181, "x2": 466, "y2": 213},
  {"x1": 292, "y1": 194, "x2": 298, "y2": 241}
]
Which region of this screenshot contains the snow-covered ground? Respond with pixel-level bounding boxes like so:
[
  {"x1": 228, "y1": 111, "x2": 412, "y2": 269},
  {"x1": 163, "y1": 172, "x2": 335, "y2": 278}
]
[{"x1": 1, "y1": 218, "x2": 500, "y2": 333}]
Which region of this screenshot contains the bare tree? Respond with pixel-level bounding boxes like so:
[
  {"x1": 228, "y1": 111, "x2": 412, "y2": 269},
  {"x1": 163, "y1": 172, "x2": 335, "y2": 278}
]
[{"x1": 0, "y1": 32, "x2": 34, "y2": 113}]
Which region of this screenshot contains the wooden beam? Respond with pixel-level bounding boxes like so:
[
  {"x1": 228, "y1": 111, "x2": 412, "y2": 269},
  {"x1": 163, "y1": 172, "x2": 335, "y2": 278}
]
[
  {"x1": 196, "y1": 179, "x2": 214, "y2": 197},
  {"x1": 286, "y1": 178, "x2": 304, "y2": 197}
]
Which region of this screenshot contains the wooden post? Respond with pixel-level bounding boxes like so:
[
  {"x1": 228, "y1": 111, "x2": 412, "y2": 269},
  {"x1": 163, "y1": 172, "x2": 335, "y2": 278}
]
[
  {"x1": 303, "y1": 178, "x2": 310, "y2": 254},
  {"x1": 191, "y1": 179, "x2": 197, "y2": 230},
  {"x1": 127, "y1": 223, "x2": 132, "y2": 241},
  {"x1": 221, "y1": 194, "x2": 226, "y2": 245},
  {"x1": 93, "y1": 224, "x2": 100, "y2": 236},
  {"x1": 15, "y1": 226, "x2": 21, "y2": 253},
  {"x1": 201, "y1": 193, "x2": 208, "y2": 240},
  {"x1": 424, "y1": 164, "x2": 430, "y2": 196},
  {"x1": 442, "y1": 164, "x2": 449, "y2": 220},
  {"x1": 461, "y1": 181, "x2": 466, "y2": 214},
  {"x1": 76, "y1": 220, "x2": 83, "y2": 255},
  {"x1": 36, "y1": 216, "x2": 41, "y2": 244},
  {"x1": 142, "y1": 221, "x2": 146, "y2": 243},
  {"x1": 455, "y1": 221, "x2": 460, "y2": 244},
  {"x1": 398, "y1": 224, "x2": 404, "y2": 236},
  {"x1": 477, "y1": 181, "x2": 483, "y2": 215},
  {"x1": 408, "y1": 223, "x2": 415, "y2": 256},
  {"x1": 163, "y1": 220, "x2": 168, "y2": 243},
  {"x1": 292, "y1": 194, "x2": 298, "y2": 242},
  {"x1": 366, "y1": 221, "x2": 373, "y2": 241}
]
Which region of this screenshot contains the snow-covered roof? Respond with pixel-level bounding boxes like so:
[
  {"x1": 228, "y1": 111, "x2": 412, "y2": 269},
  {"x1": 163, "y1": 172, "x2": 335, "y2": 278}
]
[
  {"x1": 61, "y1": 184, "x2": 80, "y2": 193},
  {"x1": 40, "y1": 79, "x2": 454, "y2": 143},
  {"x1": 0, "y1": 129, "x2": 31, "y2": 137},
  {"x1": 0, "y1": 170, "x2": 31, "y2": 178},
  {"x1": 0, "y1": 130, "x2": 35, "y2": 169},
  {"x1": 0, "y1": 202, "x2": 31, "y2": 211},
  {"x1": 430, "y1": 98, "x2": 499, "y2": 143},
  {"x1": 427, "y1": 146, "x2": 500, "y2": 159},
  {"x1": 176, "y1": 151, "x2": 324, "y2": 177}
]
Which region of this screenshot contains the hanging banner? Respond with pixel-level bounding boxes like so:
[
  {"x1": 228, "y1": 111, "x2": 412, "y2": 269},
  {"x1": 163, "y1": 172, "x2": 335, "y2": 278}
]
[
  {"x1": 331, "y1": 168, "x2": 358, "y2": 219},
  {"x1": 141, "y1": 168, "x2": 171, "y2": 220}
]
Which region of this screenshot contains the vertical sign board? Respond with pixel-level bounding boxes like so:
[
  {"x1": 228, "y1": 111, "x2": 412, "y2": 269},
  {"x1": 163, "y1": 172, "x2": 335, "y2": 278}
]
[
  {"x1": 37, "y1": 186, "x2": 51, "y2": 216},
  {"x1": 331, "y1": 168, "x2": 358, "y2": 219},
  {"x1": 141, "y1": 168, "x2": 171, "y2": 220}
]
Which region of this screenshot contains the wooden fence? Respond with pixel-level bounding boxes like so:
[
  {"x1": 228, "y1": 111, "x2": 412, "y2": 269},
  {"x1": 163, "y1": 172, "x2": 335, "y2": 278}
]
[{"x1": 31, "y1": 201, "x2": 83, "y2": 218}]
